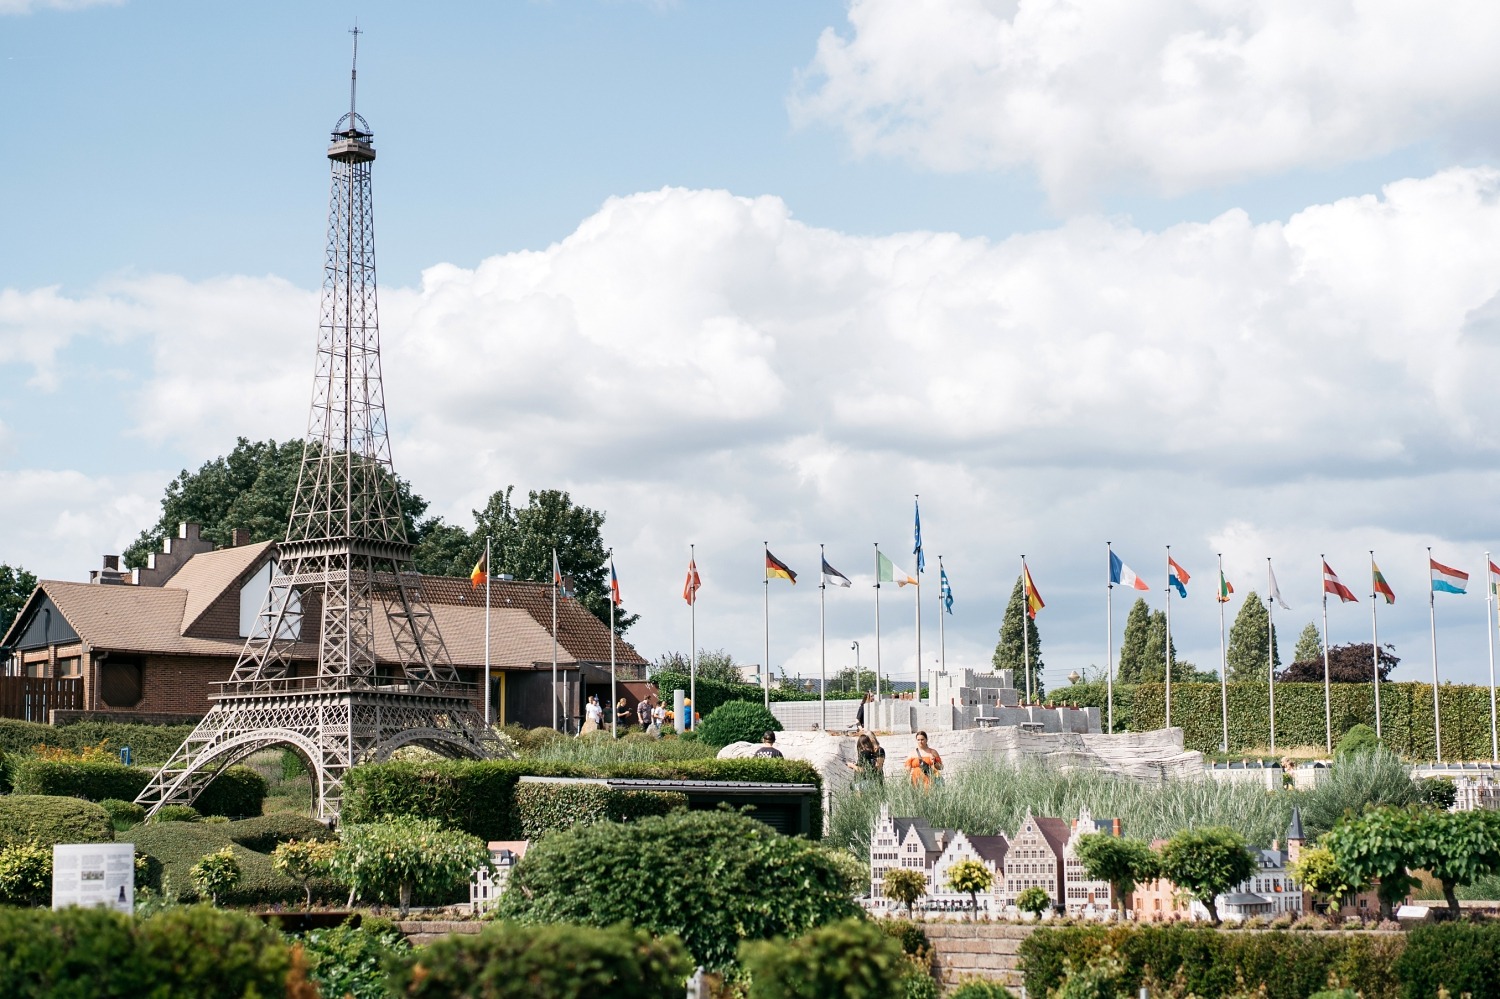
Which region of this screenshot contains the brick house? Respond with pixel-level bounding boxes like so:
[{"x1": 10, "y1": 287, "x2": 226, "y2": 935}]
[{"x1": 0, "y1": 524, "x2": 647, "y2": 728}]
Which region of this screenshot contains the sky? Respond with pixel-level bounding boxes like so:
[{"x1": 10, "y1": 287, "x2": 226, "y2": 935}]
[{"x1": 7, "y1": 0, "x2": 1500, "y2": 697}]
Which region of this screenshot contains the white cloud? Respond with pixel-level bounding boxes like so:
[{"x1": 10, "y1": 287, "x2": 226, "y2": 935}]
[
  {"x1": 0, "y1": 469, "x2": 159, "y2": 580},
  {"x1": 11, "y1": 172, "x2": 1500, "y2": 689},
  {"x1": 0, "y1": 0, "x2": 121, "y2": 13},
  {"x1": 792, "y1": 0, "x2": 1500, "y2": 204}
]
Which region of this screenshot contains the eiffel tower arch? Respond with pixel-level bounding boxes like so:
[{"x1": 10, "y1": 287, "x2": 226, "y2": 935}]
[{"x1": 136, "y1": 35, "x2": 507, "y2": 822}]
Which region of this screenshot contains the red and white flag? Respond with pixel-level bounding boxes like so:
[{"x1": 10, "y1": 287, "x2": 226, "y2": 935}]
[
  {"x1": 1323, "y1": 561, "x2": 1358, "y2": 603},
  {"x1": 683, "y1": 558, "x2": 701, "y2": 605}
]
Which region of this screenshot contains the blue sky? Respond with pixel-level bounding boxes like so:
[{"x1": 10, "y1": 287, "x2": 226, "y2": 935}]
[{"x1": 7, "y1": 0, "x2": 1500, "y2": 704}]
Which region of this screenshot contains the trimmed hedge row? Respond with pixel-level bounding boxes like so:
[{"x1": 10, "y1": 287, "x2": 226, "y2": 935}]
[
  {"x1": 514, "y1": 782, "x2": 687, "y2": 839},
  {"x1": 343, "y1": 756, "x2": 824, "y2": 842},
  {"x1": 0, "y1": 904, "x2": 290, "y2": 997},
  {"x1": 0, "y1": 795, "x2": 113, "y2": 848},
  {"x1": 1019, "y1": 924, "x2": 1407, "y2": 999},
  {"x1": 651, "y1": 669, "x2": 815, "y2": 718},
  {"x1": 1065, "y1": 679, "x2": 1497, "y2": 756},
  {"x1": 122, "y1": 813, "x2": 337, "y2": 905},
  {"x1": 0, "y1": 718, "x2": 196, "y2": 767},
  {"x1": 8, "y1": 759, "x2": 266, "y2": 818}
]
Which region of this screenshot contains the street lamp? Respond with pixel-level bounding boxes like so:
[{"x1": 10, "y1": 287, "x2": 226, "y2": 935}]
[{"x1": 851, "y1": 641, "x2": 861, "y2": 696}]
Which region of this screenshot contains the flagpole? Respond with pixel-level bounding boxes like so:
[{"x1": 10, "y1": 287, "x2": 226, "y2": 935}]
[
  {"x1": 689, "y1": 543, "x2": 697, "y2": 727},
  {"x1": 610, "y1": 556, "x2": 617, "y2": 740},
  {"x1": 1218, "y1": 553, "x2": 1228, "y2": 753},
  {"x1": 1370, "y1": 551, "x2": 1382, "y2": 741},
  {"x1": 764, "y1": 541, "x2": 771, "y2": 711},
  {"x1": 552, "y1": 549, "x2": 559, "y2": 733},
  {"x1": 1022, "y1": 556, "x2": 1032, "y2": 703},
  {"x1": 1164, "y1": 545, "x2": 1173, "y2": 730},
  {"x1": 1489, "y1": 551, "x2": 1498, "y2": 763},
  {"x1": 1429, "y1": 546, "x2": 1442, "y2": 762},
  {"x1": 874, "y1": 544, "x2": 883, "y2": 702},
  {"x1": 486, "y1": 537, "x2": 492, "y2": 723},
  {"x1": 937, "y1": 555, "x2": 947, "y2": 678},
  {"x1": 1106, "y1": 542, "x2": 1114, "y2": 734},
  {"x1": 1320, "y1": 555, "x2": 1332, "y2": 753},
  {"x1": 820, "y1": 543, "x2": 828, "y2": 732},
  {"x1": 914, "y1": 494, "x2": 923, "y2": 706},
  {"x1": 1266, "y1": 559, "x2": 1276, "y2": 753}
]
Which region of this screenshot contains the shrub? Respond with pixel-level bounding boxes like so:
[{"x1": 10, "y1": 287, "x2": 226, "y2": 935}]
[
  {"x1": 698, "y1": 700, "x2": 781, "y2": 748},
  {"x1": 389, "y1": 920, "x2": 690, "y2": 998},
  {"x1": 190, "y1": 846, "x2": 241, "y2": 905},
  {"x1": 1016, "y1": 886, "x2": 1050, "y2": 916},
  {"x1": 0, "y1": 748, "x2": 10, "y2": 793},
  {"x1": 950, "y1": 981, "x2": 1017, "y2": 999},
  {"x1": 1334, "y1": 723, "x2": 1380, "y2": 757},
  {"x1": 99, "y1": 798, "x2": 146, "y2": 831},
  {"x1": 8, "y1": 758, "x2": 148, "y2": 802},
  {"x1": 228, "y1": 811, "x2": 332, "y2": 853},
  {"x1": 513, "y1": 782, "x2": 686, "y2": 838},
  {"x1": 132, "y1": 905, "x2": 293, "y2": 996},
  {"x1": 1158, "y1": 826, "x2": 1255, "y2": 924},
  {"x1": 498, "y1": 808, "x2": 860, "y2": 971},
  {"x1": 0, "y1": 718, "x2": 196, "y2": 766},
  {"x1": 740, "y1": 917, "x2": 908, "y2": 999},
  {"x1": 0, "y1": 841, "x2": 52, "y2": 907},
  {"x1": 0, "y1": 903, "x2": 141, "y2": 996},
  {"x1": 273, "y1": 839, "x2": 339, "y2": 907},
  {"x1": 151, "y1": 804, "x2": 202, "y2": 823},
  {"x1": 343, "y1": 756, "x2": 823, "y2": 842},
  {"x1": 302, "y1": 920, "x2": 410, "y2": 999},
  {"x1": 193, "y1": 765, "x2": 268, "y2": 817},
  {"x1": 123, "y1": 819, "x2": 330, "y2": 906},
  {"x1": 332, "y1": 816, "x2": 491, "y2": 916},
  {"x1": 0, "y1": 795, "x2": 113, "y2": 848},
  {"x1": 1395, "y1": 922, "x2": 1500, "y2": 999}
]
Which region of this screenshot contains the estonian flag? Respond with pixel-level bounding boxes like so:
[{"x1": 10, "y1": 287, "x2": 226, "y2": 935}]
[{"x1": 822, "y1": 557, "x2": 852, "y2": 588}]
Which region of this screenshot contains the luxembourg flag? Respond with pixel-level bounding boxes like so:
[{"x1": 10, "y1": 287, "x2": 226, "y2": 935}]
[
  {"x1": 1109, "y1": 551, "x2": 1150, "y2": 591},
  {"x1": 1431, "y1": 558, "x2": 1469, "y2": 595}
]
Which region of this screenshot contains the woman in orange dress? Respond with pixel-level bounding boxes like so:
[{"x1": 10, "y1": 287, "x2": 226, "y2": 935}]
[{"x1": 905, "y1": 730, "x2": 943, "y2": 789}]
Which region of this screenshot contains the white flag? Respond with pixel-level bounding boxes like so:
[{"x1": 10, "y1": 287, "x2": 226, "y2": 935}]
[{"x1": 1267, "y1": 562, "x2": 1291, "y2": 610}]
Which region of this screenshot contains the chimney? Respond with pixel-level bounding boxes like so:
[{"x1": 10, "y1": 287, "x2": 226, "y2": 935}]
[
  {"x1": 103, "y1": 555, "x2": 119, "y2": 571},
  {"x1": 231, "y1": 528, "x2": 251, "y2": 547}
]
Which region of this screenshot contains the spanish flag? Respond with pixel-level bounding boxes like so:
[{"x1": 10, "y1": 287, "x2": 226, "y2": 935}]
[
  {"x1": 1023, "y1": 563, "x2": 1044, "y2": 619},
  {"x1": 469, "y1": 551, "x2": 487, "y2": 589},
  {"x1": 765, "y1": 549, "x2": 797, "y2": 584}
]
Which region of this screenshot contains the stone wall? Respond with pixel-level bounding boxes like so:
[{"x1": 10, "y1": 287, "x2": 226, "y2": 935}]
[{"x1": 922, "y1": 922, "x2": 1036, "y2": 991}]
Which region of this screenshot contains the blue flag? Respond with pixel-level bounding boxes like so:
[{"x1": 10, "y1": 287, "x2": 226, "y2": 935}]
[
  {"x1": 913, "y1": 499, "x2": 925, "y2": 574},
  {"x1": 940, "y1": 566, "x2": 954, "y2": 614}
]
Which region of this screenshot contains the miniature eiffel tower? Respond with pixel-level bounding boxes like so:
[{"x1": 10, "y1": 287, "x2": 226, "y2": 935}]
[{"x1": 136, "y1": 33, "x2": 504, "y2": 821}]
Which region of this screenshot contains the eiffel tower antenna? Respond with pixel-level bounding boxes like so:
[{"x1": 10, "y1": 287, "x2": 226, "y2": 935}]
[
  {"x1": 349, "y1": 23, "x2": 360, "y2": 122},
  {"x1": 137, "y1": 36, "x2": 506, "y2": 822}
]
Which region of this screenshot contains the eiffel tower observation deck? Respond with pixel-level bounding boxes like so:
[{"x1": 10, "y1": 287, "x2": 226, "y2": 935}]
[{"x1": 136, "y1": 33, "x2": 507, "y2": 821}]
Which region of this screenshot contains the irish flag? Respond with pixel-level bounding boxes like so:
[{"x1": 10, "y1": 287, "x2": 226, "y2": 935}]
[
  {"x1": 1431, "y1": 559, "x2": 1468, "y2": 595},
  {"x1": 877, "y1": 550, "x2": 916, "y2": 587}
]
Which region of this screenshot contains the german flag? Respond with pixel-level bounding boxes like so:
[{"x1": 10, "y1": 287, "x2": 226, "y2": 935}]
[
  {"x1": 469, "y1": 551, "x2": 487, "y2": 589},
  {"x1": 765, "y1": 549, "x2": 797, "y2": 585}
]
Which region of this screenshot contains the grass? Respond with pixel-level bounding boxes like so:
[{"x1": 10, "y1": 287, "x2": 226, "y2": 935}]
[
  {"x1": 517, "y1": 731, "x2": 720, "y2": 766},
  {"x1": 828, "y1": 748, "x2": 1421, "y2": 855}
]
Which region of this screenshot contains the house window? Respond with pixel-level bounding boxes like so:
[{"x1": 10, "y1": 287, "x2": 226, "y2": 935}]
[{"x1": 56, "y1": 657, "x2": 80, "y2": 677}]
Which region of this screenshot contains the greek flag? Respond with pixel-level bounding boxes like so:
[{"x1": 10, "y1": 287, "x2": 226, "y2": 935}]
[{"x1": 940, "y1": 566, "x2": 954, "y2": 614}]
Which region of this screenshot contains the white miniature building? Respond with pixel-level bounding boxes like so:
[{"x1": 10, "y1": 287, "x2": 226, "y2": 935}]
[
  {"x1": 470, "y1": 840, "x2": 529, "y2": 914},
  {"x1": 1411, "y1": 763, "x2": 1500, "y2": 812},
  {"x1": 1186, "y1": 808, "x2": 1305, "y2": 922},
  {"x1": 1062, "y1": 807, "x2": 1118, "y2": 914}
]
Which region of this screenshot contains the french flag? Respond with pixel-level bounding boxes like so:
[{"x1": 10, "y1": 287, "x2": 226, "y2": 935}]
[
  {"x1": 1431, "y1": 559, "x2": 1469, "y2": 595},
  {"x1": 1109, "y1": 551, "x2": 1149, "y2": 591}
]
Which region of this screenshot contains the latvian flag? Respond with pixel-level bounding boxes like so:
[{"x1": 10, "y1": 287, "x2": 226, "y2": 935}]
[
  {"x1": 1431, "y1": 559, "x2": 1469, "y2": 595},
  {"x1": 1323, "y1": 561, "x2": 1358, "y2": 603}
]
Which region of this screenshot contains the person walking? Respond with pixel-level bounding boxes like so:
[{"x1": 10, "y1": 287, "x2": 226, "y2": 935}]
[
  {"x1": 637, "y1": 696, "x2": 653, "y2": 731},
  {"x1": 846, "y1": 732, "x2": 886, "y2": 787},
  {"x1": 581, "y1": 695, "x2": 603, "y2": 735},
  {"x1": 905, "y1": 730, "x2": 943, "y2": 789},
  {"x1": 853, "y1": 692, "x2": 874, "y2": 731},
  {"x1": 615, "y1": 696, "x2": 629, "y2": 729}
]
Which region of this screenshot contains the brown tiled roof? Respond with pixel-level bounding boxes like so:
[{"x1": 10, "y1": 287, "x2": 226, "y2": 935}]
[
  {"x1": 168, "y1": 541, "x2": 276, "y2": 633},
  {"x1": 420, "y1": 576, "x2": 646, "y2": 666},
  {"x1": 969, "y1": 834, "x2": 1010, "y2": 867},
  {"x1": 413, "y1": 605, "x2": 564, "y2": 670},
  {"x1": 1035, "y1": 817, "x2": 1072, "y2": 857}
]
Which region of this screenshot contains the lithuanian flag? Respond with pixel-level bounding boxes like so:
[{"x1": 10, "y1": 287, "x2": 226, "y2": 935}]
[
  {"x1": 765, "y1": 550, "x2": 797, "y2": 584},
  {"x1": 1373, "y1": 562, "x2": 1395, "y2": 604}
]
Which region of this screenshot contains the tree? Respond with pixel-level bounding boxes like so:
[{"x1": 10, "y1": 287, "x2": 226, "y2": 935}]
[
  {"x1": 1288, "y1": 845, "x2": 1359, "y2": 913},
  {"x1": 189, "y1": 846, "x2": 242, "y2": 906},
  {"x1": 1116, "y1": 599, "x2": 1153, "y2": 684},
  {"x1": 947, "y1": 858, "x2": 993, "y2": 919},
  {"x1": 994, "y1": 576, "x2": 1044, "y2": 699},
  {"x1": 1133, "y1": 609, "x2": 1195, "y2": 683},
  {"x1": 1321, "y1": 806, "x2": 1419, "y2": 919},
  {"x1": 1293, "y1": 622, "x2": 1322, "y2": 664},
  {"x1": 1225, "y1": 591, "x2": 1280, "y2": 680},
  {"x1": 271, "y1": 839, "x2": 336, "y2": 908},
  {"x1": 1279, "y1": 643, "x2": 1399, "y2": 683},
  {"x1": 1334, "y1": 723, "x2": 1381, "y2": 757},
  {"x1": 1072, "y1": 834, "x2": 1159, "y2": 916},
  {"x1": 332, "y1": 816, "x2": 492, "y2": 917},
  {"x1": 882, "y1": 868, "x2": 926, "y2": 917},
  {"x1": 653, "y1": 649, "x2": 743, "y2": 686},
  {"x1": 1407, "y1": 808, "x2": 1500, "y2": 917},
  {"x1": 1015, "y1": 885, "x2": 1050, "y2": 917},
  {"x1": 697, "y1": 701, "x2": 781, "y2": 748},
  {"x1": 0, "y1": 563, "x2": 38, "y2": 637},
  {"x1": 1157, "y1": 826, "x2": 1255, "y2": 925}
]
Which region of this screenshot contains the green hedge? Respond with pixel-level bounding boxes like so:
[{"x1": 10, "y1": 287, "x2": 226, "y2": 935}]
[
  {"x1": 0, "y1": 795, "x2": 113, "y2": 848},
  {"x1": 343, "y1": 756, "x2": 823, "y2": 842},
  {"x1": 698, "y1": 700, "x2": 783, "y2": 748},
  {"x1": 122, "y1": 814, "x2": 339, "y2": 905},
  {"x1": 1394, "y1": 923, "x2": 1500, "y2": 999},
  {"x1": 0, "y1": 719, "x2": 196, "y2": 766},
  {"x1": 1018, "y1": 925, "x2": 1404, "y2": 999},
  {"x1": 1126, "y1": 680, "x2": 1495, "y2": 756},
  {"x1": 651, "y1": 669, "x2": 814, "y2": 717},
  {"x1": 388, "y1": 920, "x2": 691, "y2": 998},
  {"x1": 8, "y1": 759, "x2": 265, "y2": 817},
  {"x1": 740, "y1": 917, "x2": 912, "y2": 999},
  {"x1": 0, "y1": 904, "x2": 291, "y2": 997},
  {"x1": 225, "y1": 811, "x2": 331, "y2": 853},
  {"x1": 514, "y1": 782, "x2": 687, "y2": 838}
]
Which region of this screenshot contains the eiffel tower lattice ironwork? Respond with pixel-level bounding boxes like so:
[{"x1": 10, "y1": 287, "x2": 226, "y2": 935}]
[{"x1": 137, "y1": 35, "x2": 505, "y2": 821}]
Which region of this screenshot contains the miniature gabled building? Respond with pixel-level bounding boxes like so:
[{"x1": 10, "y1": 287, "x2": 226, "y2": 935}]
[
  {"x1": 1062, "y1": 806, "x2": 1119, "y2": 913},
  {"x1": 1003, "y1": 810, "x2": 1070, "y2": 910},
  {"x1": 869, "y1": 803, "x2": 954, "y2": 912}
]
